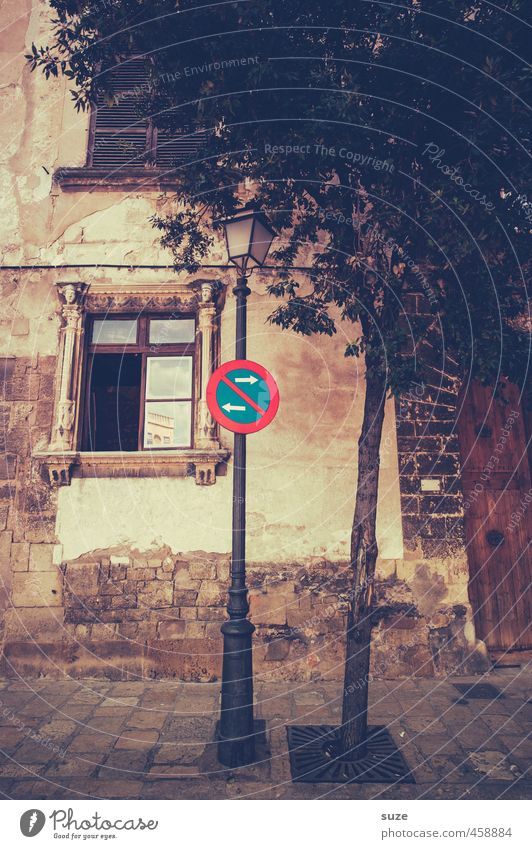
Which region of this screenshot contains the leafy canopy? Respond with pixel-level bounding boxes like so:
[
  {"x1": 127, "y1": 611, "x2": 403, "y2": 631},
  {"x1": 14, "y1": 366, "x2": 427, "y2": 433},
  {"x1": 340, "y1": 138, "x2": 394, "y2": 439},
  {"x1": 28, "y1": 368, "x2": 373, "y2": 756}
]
[{"x1": 29, "y1": 0, "x2": 531, "y2": 393}]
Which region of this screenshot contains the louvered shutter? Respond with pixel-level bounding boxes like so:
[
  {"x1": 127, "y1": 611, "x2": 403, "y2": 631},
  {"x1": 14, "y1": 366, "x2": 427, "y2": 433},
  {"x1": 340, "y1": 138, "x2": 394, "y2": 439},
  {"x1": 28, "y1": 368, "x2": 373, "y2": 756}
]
[
  {"x1": 90, "y1": 59, "x2": 151, "y2": 169},
  {"x1": 89, "y1": 58, "x2": 206, "y2": 171},
  {"x1": 154, "y1": 128, "x2": 208, "y2": 169}
]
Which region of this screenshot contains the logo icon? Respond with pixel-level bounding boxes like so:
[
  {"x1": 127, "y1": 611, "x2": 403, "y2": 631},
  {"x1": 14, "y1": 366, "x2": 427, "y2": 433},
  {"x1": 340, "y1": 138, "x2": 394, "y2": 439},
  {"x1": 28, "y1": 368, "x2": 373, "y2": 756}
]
[{"x1": 20, "y1": 810, "x2": 46, "y2": 837}]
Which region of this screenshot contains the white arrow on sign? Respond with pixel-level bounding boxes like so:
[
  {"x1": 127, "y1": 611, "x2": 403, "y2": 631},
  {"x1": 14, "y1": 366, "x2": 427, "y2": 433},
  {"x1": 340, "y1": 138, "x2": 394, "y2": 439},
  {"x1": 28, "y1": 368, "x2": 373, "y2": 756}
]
[
  {"x1": 222, "y1": 402, "x2": 246, "y2": 412},
  {"x1": 234, "y1": 375, "x2": 258, "y2": 384}
]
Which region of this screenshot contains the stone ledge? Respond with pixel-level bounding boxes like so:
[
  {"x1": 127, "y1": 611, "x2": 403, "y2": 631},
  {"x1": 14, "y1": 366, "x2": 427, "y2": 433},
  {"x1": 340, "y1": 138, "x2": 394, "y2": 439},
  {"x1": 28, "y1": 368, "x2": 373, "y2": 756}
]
[
  {"x1": 33, "y1": 448, "x2": 230, "y2": 486},
  {"x1": 54, "y1": 166, "x2": 181, "y2": 191}
]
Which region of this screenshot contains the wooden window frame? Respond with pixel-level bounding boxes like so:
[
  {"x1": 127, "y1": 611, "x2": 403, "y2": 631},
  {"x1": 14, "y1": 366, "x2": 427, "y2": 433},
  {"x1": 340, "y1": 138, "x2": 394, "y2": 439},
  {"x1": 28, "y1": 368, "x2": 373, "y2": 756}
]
[{"x1": 82, "y1": 313, "x2": 197, "y2": 451}]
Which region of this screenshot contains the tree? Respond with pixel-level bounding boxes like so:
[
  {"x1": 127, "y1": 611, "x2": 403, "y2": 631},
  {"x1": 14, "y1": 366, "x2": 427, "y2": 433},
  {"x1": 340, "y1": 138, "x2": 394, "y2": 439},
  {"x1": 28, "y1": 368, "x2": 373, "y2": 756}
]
[{"x1": 29, "y1": 0, "x2": 531, "y2": 759}]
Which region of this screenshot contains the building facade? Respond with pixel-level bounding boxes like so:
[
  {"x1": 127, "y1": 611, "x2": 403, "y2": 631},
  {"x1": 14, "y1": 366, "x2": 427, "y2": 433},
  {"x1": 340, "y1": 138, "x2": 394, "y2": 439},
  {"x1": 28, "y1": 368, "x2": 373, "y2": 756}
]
[{"x1": 1, "y1": 1, "x2": 530, "y2": 682}]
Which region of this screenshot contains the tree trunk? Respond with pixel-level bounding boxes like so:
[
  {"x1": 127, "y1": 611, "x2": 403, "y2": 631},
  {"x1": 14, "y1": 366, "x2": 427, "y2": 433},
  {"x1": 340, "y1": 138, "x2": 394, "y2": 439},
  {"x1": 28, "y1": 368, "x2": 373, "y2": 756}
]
[{"x1": 340, "y1": 364, "x2": 387, "y2": 758}]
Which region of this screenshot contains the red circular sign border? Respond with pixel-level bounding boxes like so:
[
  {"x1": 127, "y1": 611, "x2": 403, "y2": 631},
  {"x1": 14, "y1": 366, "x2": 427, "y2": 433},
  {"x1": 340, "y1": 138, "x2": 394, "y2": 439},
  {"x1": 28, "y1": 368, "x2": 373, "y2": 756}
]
[{"x1": 206, "y1": 359, "x2": 280, "y2": 434}]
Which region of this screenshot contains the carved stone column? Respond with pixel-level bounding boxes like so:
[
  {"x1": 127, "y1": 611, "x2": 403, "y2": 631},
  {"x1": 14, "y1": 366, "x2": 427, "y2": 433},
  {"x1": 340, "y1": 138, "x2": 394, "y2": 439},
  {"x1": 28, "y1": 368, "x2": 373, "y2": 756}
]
[
  {"x1": 50, "y1": 282, "x2": 87, "y2": 452},
  {"x1": 196, "y1": 282, "x2": 220, "y2": 451}
]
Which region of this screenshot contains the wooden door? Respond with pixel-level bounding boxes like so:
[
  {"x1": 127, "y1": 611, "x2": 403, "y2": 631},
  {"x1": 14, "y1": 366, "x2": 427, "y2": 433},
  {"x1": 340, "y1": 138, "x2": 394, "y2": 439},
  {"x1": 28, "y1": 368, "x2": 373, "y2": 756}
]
[{"x1": 457, "y1": 380, "x2": 532, "y2": 651}]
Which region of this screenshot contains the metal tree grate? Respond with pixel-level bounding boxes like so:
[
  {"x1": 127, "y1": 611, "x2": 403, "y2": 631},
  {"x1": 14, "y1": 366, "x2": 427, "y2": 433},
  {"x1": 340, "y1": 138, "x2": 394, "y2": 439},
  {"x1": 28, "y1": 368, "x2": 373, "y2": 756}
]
[
  {"x1": 453, "y1": 683, "x2": 503, "y2": 700},
  {"x1": 286, "y1": 725, "x2": 415, "y2": 784}
]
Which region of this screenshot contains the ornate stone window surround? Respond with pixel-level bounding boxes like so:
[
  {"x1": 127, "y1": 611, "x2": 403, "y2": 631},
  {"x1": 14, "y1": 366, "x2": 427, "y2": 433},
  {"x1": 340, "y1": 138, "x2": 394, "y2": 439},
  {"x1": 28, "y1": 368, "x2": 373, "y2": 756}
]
[{"x1": 34, "y1": 279, "x2": 230, "y2": 485}]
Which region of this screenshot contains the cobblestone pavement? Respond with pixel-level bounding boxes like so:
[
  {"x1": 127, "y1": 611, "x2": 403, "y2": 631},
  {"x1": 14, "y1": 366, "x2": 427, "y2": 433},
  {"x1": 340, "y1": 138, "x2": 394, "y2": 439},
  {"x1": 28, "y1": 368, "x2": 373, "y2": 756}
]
[{"x1": 0, "y1": 666, "x2": 530, "y2": 800}]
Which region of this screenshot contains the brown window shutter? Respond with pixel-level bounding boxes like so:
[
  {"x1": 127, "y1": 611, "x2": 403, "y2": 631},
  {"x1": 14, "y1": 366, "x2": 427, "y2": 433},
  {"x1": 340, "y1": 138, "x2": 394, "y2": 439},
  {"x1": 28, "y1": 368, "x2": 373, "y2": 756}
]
[
  {"x1": 89, "y1": 58, "x2": 151, "y2": 169},
  {"x1": 154, "y1": 127, "x2": 208, "y2": 169},
  {"x1": 88, "y1": 58, "x2": 207, "y2": 171}
]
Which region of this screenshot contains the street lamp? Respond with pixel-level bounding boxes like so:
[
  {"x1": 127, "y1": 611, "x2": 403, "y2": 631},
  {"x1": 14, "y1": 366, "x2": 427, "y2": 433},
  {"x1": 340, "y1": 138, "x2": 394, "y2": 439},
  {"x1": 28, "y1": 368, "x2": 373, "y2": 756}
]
[
  {"x1": 222, "y1": 210, "x2": 277, "y2": 273},
  {"x1": 217, "y1": 210, "x2": 276, "y2": 767}
]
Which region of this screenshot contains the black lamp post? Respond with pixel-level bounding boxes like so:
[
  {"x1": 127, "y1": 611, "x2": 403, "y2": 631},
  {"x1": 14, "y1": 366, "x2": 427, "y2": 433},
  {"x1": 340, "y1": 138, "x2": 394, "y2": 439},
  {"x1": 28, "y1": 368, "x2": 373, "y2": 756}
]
[{"x1": 217, "y1": 210, "x2": 276, "y2": 767}]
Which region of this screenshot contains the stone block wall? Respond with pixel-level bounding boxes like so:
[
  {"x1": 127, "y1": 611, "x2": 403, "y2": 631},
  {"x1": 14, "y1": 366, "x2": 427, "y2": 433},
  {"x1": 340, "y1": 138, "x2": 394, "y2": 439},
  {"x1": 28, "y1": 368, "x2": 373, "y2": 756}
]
[
  {"x1": 395, "y1": 292, "x2": 466, "y2": 559},
  {"x1": 392, "y1": 291, "x2": 490, "y2": 674},
  {"x1": 0, "y1": 291, "x2": 488, "y2": 682},
  {"x1": 2, "y1": 545, "x2": 487, "y2": 682},
  {"x1": 0, "y1": 354, "x2": 60, "y2": 668}
]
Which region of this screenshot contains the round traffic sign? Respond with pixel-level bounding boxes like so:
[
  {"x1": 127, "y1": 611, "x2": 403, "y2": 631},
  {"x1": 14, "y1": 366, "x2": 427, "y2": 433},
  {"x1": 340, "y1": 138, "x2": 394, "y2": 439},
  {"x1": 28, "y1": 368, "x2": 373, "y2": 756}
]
[{"x1": 206, "y1": 359, "x2": 280, "y2": 434}]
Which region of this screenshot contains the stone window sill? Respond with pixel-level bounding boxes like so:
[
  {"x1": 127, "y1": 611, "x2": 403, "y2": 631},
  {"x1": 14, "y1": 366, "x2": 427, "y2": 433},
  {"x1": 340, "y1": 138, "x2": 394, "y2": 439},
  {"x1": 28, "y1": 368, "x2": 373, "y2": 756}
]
[
  {"x1": 54, "y1": 167, "x2": 180, "y2": 191},
  {"x1": 33, "y1": 448, "x2": 230, "y2": 487}
]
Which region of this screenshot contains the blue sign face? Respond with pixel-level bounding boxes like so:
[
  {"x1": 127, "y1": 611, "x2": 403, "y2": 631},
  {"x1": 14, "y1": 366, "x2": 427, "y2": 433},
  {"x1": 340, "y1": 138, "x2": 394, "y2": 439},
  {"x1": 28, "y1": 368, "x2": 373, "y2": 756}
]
[
  {"x1": 207, "y1": 359, "x2": 280, "y2": 434},
  {"x1": 216, "y1": 367, "x2": 271, "y2": 425}
]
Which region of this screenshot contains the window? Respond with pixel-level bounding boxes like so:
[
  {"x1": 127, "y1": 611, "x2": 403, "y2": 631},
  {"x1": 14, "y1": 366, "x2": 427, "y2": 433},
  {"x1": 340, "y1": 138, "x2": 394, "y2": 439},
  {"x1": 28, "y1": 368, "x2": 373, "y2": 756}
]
[
  {"x1": 83, "y1": 315, "x2": 196, "y2": 451},
  {"x1": 88, "y1": 58, "x2": 206, "y2": 170}
]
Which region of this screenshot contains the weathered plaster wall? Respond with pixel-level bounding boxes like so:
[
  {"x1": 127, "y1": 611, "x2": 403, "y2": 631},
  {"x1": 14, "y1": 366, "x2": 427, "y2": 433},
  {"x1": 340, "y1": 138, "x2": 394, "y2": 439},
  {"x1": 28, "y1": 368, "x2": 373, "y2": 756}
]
[
  {"x1": 0, "y1": 1, "x2": 63, "y2": 264},
  {"x1": 0, "y1": 265, "x2": 403, "y2": 564},
  {"x1": 55, "y1": 278, "x2": 403, "y2": 564},
  {"x1": 0, "y1": 0, "x2": 488, "y2": 680}
]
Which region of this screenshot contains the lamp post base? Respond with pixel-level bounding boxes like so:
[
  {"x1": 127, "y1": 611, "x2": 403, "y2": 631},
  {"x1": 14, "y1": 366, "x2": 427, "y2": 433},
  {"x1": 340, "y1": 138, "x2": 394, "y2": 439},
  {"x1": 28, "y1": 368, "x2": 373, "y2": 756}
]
[
  {"x1": 217, "y1": 617, "x2": 256, "y2": 767},
  {"x1": 286, "y1": 725, "x2": 414, "y2": 784},
  {"x1": 216, "y1": 719, "x2": 267, "y2": 768}
]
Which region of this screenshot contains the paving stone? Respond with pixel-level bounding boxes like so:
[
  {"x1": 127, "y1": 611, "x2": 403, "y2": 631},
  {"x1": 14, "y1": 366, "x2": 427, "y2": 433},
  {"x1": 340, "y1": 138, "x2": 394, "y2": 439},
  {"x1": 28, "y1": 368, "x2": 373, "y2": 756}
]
[
  {"x1": 147, "y1": 764, "x2": 202, "y2": 779},
  {"x1": 293, "y1": 690, "x2": 325, "y2": 705},
  {"x1": 162, "y1": 716, "x2": 215, "y2": 741},
  {"x1": 405, "y1": 716, "x2": 448, "y2": 734},
  {"x1": 97, "y1": 754, "x2": 150, "y2": 779},
  {"x1": 0, "y1": 692, "x2": 39, "y2": 706},
  {"x1": 44, "y1": 758, "x2": 99, "y2": 778},
  {"x1": 88, "y1": 779, "x2": 144, "y2": 798},
  {"x1": 6, "y1": 681, "x2": 44, "y2": 692},
  {"x1": 496, "y1": 734, "x2": 532, "y2": 772},
  {"x1": 100, "y1": 696, "x2": 140, "y2": 708},
  {"x1": 255, "y1": 696, "x2": 293, "y2": 718},
  {"x1": 474, "y1": 697, "x2": 524, "y2": 716},
  {"x1": 414, "y1": 734, "x2": 466, "y2": 757},
  {"x1": 172, "y1": 696, "x2": 217, "y2": 713},
  {"x1": 0, "y1": 673, "x2": 530, "y2": 800},
  {"x1": 126, "y1": 710, "x2": 167, "y2": 730},
  {"x1": 17, "y1": 702, "x2": 56, "y2": 719},
  {"x1": 450, "y1": 720, "x2": 497, "y2": 748},
  {"x1": 139, "y1": 695, "x2": 178, "y2": 710},
  {"x1": 268, "y1": 727, "x2": 293, "y2": 783},
  {"x1": 255, "y1": 682, "x2": 294, "y2": 697},
  {"x1": 291, "y1": 705, "x2": 339, "y2": 723},
  {"x1": 0, "y1": 715, "x2": 21, "y2": 727},
  {"x1": 153, "y1": 743, "x2": 205, "y2": 764},
  {"x1": 7, "y1": 781, "x2": 38, "y2": 798},
  {"x1": 70, "y1": 692, "x2": 104, "y2": 705},
  {"x1": 141, "y1": 779, "x2": 215, "y2": 799},
  {"x1": 114, "y1": 729, "x2": 160, "y2": 750},
  {"x1": 0, "y1": 763, "x2": 47, "y2": 779},
  {"x1": 39, "y1": 682, "x2": 81, "y2": 695},
  {"x1": 368, "y1": 698, "x2": 405, "y2": 716},
  {"x1": 82, "y1": 682, "x2": 113, "y2": 693},
  {"x1": 93, "y1": 706, "x2": 134, "y2": 717},
  {"x1": 84, "y1": 716, "x2": 127, "y2": 734},
  {"x1": 57, "y1": 705, "x2": 95, "y2": 721},
  {"x1": 0, "y1": 727, "x2": 27, "y2": 748},
  {"x1": 67, "y1": 733, "x2": 116, "y2": 753},
  {"x1": 410, "y1": 760, "x2": 441, "y2": 783},
  {"x1": 433, "y1": 702, "x2": 477, "y2": 723},
  {"x1": 481, "y1": 715, "x2": 528, "y2": 734},
  {"x1": 37, "y1": 720, "x2": 78, "y2": 739},
  {"x1": 15, "y1": 779, "x2": 91, "y2": 799},
  {"x1": 0, "y1": 778, "x2": 15, "y2": 797},
  {"x1": 107, "y1": 683, "x2": 150, "y2": 696},
  {"x1": 467, "y1": 750, "x2": 522, "y2": 781},
  {"x1": 10, "y1": 742, "x2": 53, "y2": 764}
]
